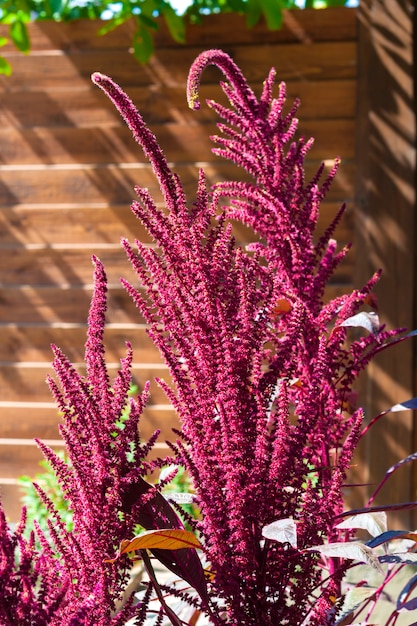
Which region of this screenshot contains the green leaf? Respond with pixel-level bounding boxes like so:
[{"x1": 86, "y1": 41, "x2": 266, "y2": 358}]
[
  {"x1": 10, "y1": 19, "x2": 30, "y2": 54},
  {"x1": 132, "y1": 25, "x2": 154, "y2": 64},
  {"x1": 259, "y1": 0, "x2": 283, "y2": 30},
  {"x1": 138, "y1": 12, "x2": 159, "y2": 30},
  {"x1": 97, "y1": 17, "x2": 126, "y2": 36},
  {"x1": 0, "y1": 37, "x2": 8, "y2": 47},
  {"x1": 246, "y1": 0, "x2": 262, "y2": 28},
  {"x1": 48, "y1": 0, "x2": 64, "y2": 16},
  {"x1": 162, "y1": 5, "x2": 186, "y2": 43},
  {"x1": 0, "y1": 56, "x2": 12, "y2": 75}
]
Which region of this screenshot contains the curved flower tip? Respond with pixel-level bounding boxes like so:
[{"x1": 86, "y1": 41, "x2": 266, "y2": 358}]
[
  {"x1": 186, "y1": 48, "x2": 256, "y2": 112},
  {"x1": 91, "y1": 71, "x2": 106, "y2": 85}
]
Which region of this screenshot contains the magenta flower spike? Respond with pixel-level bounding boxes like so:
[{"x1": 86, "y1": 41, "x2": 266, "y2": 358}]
[
  {"x1": 0, "y1": 48, "x2": 406, "y2": 626},
  {"x1": 89, "y1": 50, "x2": 405, "y2": 625}
]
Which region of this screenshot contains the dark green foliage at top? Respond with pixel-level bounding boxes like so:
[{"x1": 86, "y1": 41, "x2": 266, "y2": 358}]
[{"x1": 0, "y1": 0, "x2": 351, "y2": 71}]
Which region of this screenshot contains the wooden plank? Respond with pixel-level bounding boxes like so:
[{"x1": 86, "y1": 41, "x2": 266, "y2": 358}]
[
  {"x1": 0, "y1": 10, "x2": 356, "y2": 53},
  {"x1": 0, "y1": 120, "x2": 355, "y2": 165},
  {"x1": 0, "y1": 42, "x2": 356, "y2": 91},
  {"x1": 0, "y1": 162, "x2": 356, "y2": 207},
  {"x1": 0, "y1": 276, "x2": 354, "y2": 325},
  {"x1": 0, "y1": 364, "x2": 173, "y2": 404},
  {"x1": 0, "y1": 242, "x2": 354, "y2": 286},
  {"x1": 354, "y1": 0, "x2": 415, "y2": 527},
  {"x1": 0, "y1": 201, "x2": 354, "y2": 246},
  {"x1": 0, "y1": 205, "x2": 155, "y2": 246},
  {"x1": 1, "y1": 436, "x2": 174, "y2": 523},
  {"x1": 0, "y1": 244, "x2": 141, "y2": 286},
  {"x1": 0, "y1": 405, "x2": 179, "y2": 443},
  {"x1": 0, "y1": 324, "x2": 162, "y2": 362},
  {"x1": 0, "y1": 482, "x2": 27, "y2": 524},
  {"x1": 0, "y1": 80, "x2": 356, "y2": 128},
  {"x1": 0, "y1": 286, "x2": 141, "y2": 323},
  {"x1": 0, "y1": 438, "x2": 174, "y2": 479}
]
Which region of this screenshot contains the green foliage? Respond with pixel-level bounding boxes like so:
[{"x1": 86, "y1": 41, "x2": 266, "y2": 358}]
[
  {"x1": 0, "y1": 0, "x2": 352, "y2": 72},
  {"x1": 18, "y1": 450, "x2": 73, "y2": 539}
]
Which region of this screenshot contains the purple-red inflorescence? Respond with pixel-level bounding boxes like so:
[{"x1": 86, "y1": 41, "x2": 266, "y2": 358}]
[
  {"x1": 0, "y1": 49, "x2": 403, "y2": 626},
  {"x1": 92, "y1": 50, "x2": 401, "y2": 624}
]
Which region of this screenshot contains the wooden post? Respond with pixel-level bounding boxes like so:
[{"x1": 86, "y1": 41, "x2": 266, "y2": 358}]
[{"x1": 355, "y1": 0, "x2": 416, "y2": 527}]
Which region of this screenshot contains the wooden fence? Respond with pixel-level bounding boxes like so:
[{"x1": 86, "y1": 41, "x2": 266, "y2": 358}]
[{"x1": 0, "y1": 5, "x2": 414, "y2": 525}]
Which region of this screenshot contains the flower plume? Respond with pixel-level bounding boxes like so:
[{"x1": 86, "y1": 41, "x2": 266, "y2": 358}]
[
  {"x1": 0, "y1": 49, "x2": 404, "y2": 626},
  {"x1": 90, "y1": 50, "x2": 402, "y2": 624}
]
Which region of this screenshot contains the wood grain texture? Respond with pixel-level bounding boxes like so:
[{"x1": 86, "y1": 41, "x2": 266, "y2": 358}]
[
  {"x1": 353, "y1": 0, "x2": 416, "y2": 527},
  {"x1": 0, "y1": 201, "x2": 353, "y2": 246},
  {"x1": 0, "y1": 80, "x2": 356, "y2": 128},
  {"x1": 0, "y1": 8, "x2": 359, "y2": 521},
  {"x1": 0, "y1": 9, "x2": 357, "y2": 53},
  {"x1": 0, "y1": 120, "x2": 355, "y2": 164}
]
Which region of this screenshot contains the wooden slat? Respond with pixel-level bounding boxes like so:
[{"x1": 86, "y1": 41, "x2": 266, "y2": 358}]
[
  {"x1": 0, "y1": 80, "x2": 356, "y2": 128},
  {"x1": 0, "y1": 482, "x2": 27, "y2": 524},
  {"x1": 0, "y1": 279, "x2": 354, "y2": 325},
  {"x1": 0, "y1": 10, "x2": 356, "y2": 54},
  {"x1": 0, "y1": 244, "x2": 141, "y2": 286},
  {"x1": 353, "y1": 0, "x2": 415, "y2": 528},
  {"x1": 0, "y1": 286, "x2": 141, "y2": 323},
  {"x1": 0, "y1": 162, "x2": 355, "y2": 207},
  {"x1": 0, "y1": 42, "x2": 356, "y2": 91},
  {"x1": 0, "y1": 120, "x2": 355, "y2": 165},
  {"x1": 0, "y1": 8, "x2": 359, "y2": 522},
  {"x1": 0, "y1": 364, "x2": 172, "y2": 404},
  {"x1": 0, "y1": 323, "x2": 161, "y2": 362},
  {"x1": 0, "y1": 243, "x2": 354, "y2": 286},
  {"x1": 0, "y1": 205, "x2": 155, "y2": 245},
  {"x1": 0, "y1": 201, "x2": 354, "y2": 246},
  {"x1": 0, "y1": 405, "x2": 179, "y2": 445}
]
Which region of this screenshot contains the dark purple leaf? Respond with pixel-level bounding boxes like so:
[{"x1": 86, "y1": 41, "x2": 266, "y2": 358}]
[
  {"x1": 397, "y1": 572, "x2": 417, "y2": 609},
  {"x1": 336, "y1": 502, "x2": 417, "y2": 519},
  {"x1": 122, "y1": 476, "x2": 209, "y2": 603},
  {"x1": 397, "y1": 596, "x2": 417, "y2": 612},
  {"x1": 366, "y1": 530, "x2": 416, "y2": 549},
  {"x1": 368, "y1": 452, "x2": 417, "y2": 506}
]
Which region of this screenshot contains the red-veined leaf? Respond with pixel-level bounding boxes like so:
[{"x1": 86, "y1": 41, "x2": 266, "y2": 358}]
[
  {"x1": 336, "y1": 587, "x2": 377, "y2": 624},
  {"x1": 262, "y1": 518, "x2": 297, "y2": 548},
  {"x1": 335, "y1": 512, "x2": 387, "y2": 537},
  {"x1": 361, "y1": 397, "x2": 417, "y2": 439},
  {"x1": 389, "y1": 397, "x2": 417, "y2": 412},
  {"x1": 368, "y1": 452, "x2": 417, "y2": 506},
  {"x1": 165, "y1": 492, "x2": 195, "y2": 504},
  {"x1": 272, "y1": 298, "x2": 292, "y2": 315},
  {"x1": 120, "y1": 528, "x2": 202, "y2": 554},
  {"x1": 307, "y1": 541, "x2": 384, "y2": 573},
  {"x1": 120, "y1": 476, "x2": 208, "y2": 603},
  {"x1": 340, "y1": 312, "x2": 380, "y2": 334}
]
